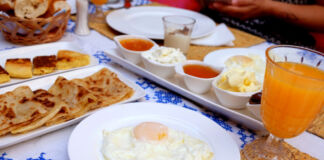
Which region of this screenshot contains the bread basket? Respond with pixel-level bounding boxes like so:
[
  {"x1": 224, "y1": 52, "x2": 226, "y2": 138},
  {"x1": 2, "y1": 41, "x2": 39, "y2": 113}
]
[{"x1": 0, "y1": 10, "x2": 70, "y2": 45}]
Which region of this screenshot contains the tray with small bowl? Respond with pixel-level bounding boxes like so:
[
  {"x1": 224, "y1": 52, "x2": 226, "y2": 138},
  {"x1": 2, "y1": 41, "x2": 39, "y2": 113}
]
[{"x1": 105, "y1": 35, "x2": 266, "y2": 131}]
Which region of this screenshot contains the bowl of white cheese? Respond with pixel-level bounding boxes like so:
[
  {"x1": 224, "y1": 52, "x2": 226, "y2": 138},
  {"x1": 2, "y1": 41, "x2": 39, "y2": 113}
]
[{"x1": 141, "y1": 47, "x2": 186, "y2": 78}]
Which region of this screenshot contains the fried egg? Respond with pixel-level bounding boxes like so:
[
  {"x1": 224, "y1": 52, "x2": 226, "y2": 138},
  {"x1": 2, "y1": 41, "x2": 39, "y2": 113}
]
[{"x1": 101, "y1": 122, "x2": 214, "y2": 160}]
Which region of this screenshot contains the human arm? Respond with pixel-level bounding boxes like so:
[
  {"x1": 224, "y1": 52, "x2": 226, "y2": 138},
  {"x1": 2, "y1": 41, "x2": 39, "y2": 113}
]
[{"x1": 209, "y1": 0, "x2": 324, "y2": 32}]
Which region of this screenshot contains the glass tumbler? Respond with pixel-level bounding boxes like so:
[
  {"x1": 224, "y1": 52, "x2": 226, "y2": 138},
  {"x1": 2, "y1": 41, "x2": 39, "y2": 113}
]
[
  {"x1": 243, "y1": 45, "x2": 324, "y2": 160},
  {"x1": 162, "y1": 15, "x2": 196, "y2": 54}
]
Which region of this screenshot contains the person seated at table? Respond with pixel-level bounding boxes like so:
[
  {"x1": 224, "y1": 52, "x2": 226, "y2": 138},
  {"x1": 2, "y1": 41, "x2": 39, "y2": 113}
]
[{"x1": 201, "y1": 0, "x2": 324, "y2": 49}]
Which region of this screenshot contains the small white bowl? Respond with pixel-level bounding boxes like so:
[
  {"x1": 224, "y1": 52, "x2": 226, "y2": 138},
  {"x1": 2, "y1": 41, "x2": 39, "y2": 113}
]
[
  {"x1": 212, "y1": 76, "x2": 261, "y2": 109},
  {"x1": 114, "y1": 35, "x2": 158, "y2": 64},
  {"x1": 246, "y1": 102, "x2": 261, "y2": 120},
  {"x1": 141, "y1": 47, "x2": 186, "y2": 78},
  {"x1": 175, "y1": 60, "x2": 222, "y2": 94}
]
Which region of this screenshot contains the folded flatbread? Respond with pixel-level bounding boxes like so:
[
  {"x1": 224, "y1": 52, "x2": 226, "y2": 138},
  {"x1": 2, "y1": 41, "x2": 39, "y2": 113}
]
[
  {"x1": 0, "y1": 86, "x2": 65, "y2": 135},
  {"x1": 47, "y1": 76, "x2": 97, "y2": 126},
  {"x1": 71, "y1": 68, "x2": 134, "y2": 110}
]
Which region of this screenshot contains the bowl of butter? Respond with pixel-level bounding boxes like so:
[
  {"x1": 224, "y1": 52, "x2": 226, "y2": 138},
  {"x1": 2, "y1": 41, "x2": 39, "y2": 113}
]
[
  {"x1": 212, "y1": 55, "x2": 265, "y2": 109},
  {"x1": 141, "y1": 47, "x2": 186, "y2": 78}
]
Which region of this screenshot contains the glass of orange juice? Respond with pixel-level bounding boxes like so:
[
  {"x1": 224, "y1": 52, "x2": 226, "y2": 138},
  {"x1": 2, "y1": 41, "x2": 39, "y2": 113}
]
[
  {"x1": 89, "y1": 0, "x2": 108, "y2": 23},
  {"x1": 243, "y1": 45, "x2": 324, "y2": 160}
]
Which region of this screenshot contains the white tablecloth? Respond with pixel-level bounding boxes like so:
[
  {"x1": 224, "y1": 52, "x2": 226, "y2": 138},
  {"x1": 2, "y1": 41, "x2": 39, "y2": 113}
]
[{"x1": 0, "y1": 1, "x2": 323, "y2": 160}]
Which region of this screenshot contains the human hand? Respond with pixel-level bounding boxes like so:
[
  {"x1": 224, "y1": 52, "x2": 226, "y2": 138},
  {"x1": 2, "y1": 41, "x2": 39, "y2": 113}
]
[{"x1": 208, "y1": 0, "x2": 271, "y2": 20}]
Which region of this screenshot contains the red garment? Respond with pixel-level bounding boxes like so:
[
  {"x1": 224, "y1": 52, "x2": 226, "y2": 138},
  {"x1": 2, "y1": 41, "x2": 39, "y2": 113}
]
[
  {"x1": 150, "y1": 0, "x2": 202, "y2": 11},
  {"x1": 310, "y1": 32, "x2": 324, "y2": 53}
]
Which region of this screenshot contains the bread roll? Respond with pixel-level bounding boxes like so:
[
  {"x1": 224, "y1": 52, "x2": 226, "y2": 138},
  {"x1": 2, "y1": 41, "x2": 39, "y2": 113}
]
[
  {"x1": 0, "y1": 0, "x2": 14, "y2": 11},
  {"x1": 225, "y1": 55, "x2": 254, "y2": 68},
  {"x1": 14, "y1": 0, "x2": 52, "y2": 18},
  {"x1": 46, "y1": 0, "x2": 70, "y2": 16}
]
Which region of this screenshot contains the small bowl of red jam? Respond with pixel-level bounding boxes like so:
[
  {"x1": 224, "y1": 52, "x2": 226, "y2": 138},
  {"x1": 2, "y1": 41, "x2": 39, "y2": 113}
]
[
  {"x1": 114, "y1": 35, "x2": 158, "y2": 64},
  {"x1": 175, "y1": 60, "x2": 222, "y2": 94}
]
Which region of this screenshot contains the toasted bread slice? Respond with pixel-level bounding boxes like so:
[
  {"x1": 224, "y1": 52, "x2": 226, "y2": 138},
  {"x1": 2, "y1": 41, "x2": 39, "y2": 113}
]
[
  {"x1": 5, "y1": 58, "x2": 32, "y2": 78},
  {"x1": 72, "y1": 68, "x2": 134, "y2": 110},
  {"x1": 0, "y1": 66, "x2": 10, "y2": 84},
  {"x1": 45, "y1": 0, "x2": 71, "y2": 17},
  {"x1": 56, "y1": 50, "x2": 90, "y2": 70},
  {"x1": 14, "y1": 0, "x2": 52, "y2": 18},
  {"x1": 0, "y1": 0, "x2": 14, "y2": 11},
  {"x1": 33, "y1": 55, "x2": 57, "y2": 75}
]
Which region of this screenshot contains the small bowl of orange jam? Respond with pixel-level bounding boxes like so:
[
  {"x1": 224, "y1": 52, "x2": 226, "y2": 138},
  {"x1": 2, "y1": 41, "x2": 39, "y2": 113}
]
[
  {"x1": 175, "y1": 60, "x2": 222, "y2": 94},
  {"x1": 114, "y1": 35, "x2": 158, "y2": 64}
]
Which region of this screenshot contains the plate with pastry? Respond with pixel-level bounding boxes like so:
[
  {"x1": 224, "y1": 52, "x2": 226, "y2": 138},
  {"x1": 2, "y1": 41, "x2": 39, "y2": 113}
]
[
  {"x1": 68, "y1": 102, "x2": 240, "y2": 160},
  {"x1": 0, "y1": 65, "x2": 145, "y2": 149},
  {"x1": 203, "y1": 48, "x2": 265, "y2": 70},
  {"x1": 0, "y1": 41, "x2": 98, "y2": 88}
]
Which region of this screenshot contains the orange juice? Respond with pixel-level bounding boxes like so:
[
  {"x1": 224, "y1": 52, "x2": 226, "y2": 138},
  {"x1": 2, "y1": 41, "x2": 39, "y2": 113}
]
[
  {"x1": 91, "y1": 0, "x2": 108, "y2": 5},
  {"x1": 261, "y1": 62, "x2": 324, "y2": 138}
]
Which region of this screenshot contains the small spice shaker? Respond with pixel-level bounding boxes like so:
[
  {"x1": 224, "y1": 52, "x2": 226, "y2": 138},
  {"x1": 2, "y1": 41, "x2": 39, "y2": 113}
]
[{"x1": 75, "y1": 0, "x2": 90, "y2": 35}]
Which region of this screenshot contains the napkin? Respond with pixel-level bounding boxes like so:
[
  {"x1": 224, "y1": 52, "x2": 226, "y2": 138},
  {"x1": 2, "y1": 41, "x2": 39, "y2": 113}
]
[{"x1": 191, "y1": 23, "x2": 235, "y2": 47}]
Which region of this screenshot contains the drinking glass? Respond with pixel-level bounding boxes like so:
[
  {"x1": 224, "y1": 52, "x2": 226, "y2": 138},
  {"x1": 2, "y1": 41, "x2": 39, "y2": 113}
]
[
  {"x1": 243, "y1": 45, "x2": 324, "y2": 160},
  {"x1": 162, "y1": 15, "x2": 196, "y2": 54},
  {"x1": 89, "y1": 0, "x2": 108, "y2": 23}
]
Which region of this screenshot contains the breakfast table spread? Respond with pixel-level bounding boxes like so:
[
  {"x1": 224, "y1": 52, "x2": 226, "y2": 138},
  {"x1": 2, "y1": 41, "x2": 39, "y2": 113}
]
[{"x1": 0, "y1": 0, "x2": 323, "y2": 160}]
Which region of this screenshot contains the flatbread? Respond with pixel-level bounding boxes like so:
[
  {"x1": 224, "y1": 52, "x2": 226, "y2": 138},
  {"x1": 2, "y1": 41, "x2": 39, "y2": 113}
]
[
  {"x1": 11, "y1": 89, "x2": 66, "y2": 134},
  {"x1": 0, "y1": 86, "x2": 48, "y2": 135},
  {"x1": 47, "y1": 76, "x2": 97, "y2": 126},
  {"x1": 71, "y1": 68, "x2": 134, "y2": 110}
]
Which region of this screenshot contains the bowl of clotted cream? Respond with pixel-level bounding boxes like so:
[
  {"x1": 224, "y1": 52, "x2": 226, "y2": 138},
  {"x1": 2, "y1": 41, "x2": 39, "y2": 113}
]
[
  {"x1": 141, "y1": 47, "x2": 186, "y2": 78},
  {"x1": 212, "y1": 55, "x2": 265, "y2": 109}
]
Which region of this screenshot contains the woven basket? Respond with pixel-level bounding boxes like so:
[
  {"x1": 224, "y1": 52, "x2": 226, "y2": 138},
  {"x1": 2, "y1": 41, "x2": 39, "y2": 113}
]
[{"x1": 0, "y1": 11, "x2": 70, "y2": 45}]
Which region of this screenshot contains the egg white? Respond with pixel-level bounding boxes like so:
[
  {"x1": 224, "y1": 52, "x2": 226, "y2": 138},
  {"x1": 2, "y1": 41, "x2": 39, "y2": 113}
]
[{"x1": 101, "y1": 127, "x2": 214, "y2": 160}]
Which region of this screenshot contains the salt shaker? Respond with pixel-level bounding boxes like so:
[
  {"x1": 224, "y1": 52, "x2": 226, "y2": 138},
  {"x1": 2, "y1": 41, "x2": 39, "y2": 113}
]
[{"x1": 75, "y1": 0, "x2": 90, "y2": 35}]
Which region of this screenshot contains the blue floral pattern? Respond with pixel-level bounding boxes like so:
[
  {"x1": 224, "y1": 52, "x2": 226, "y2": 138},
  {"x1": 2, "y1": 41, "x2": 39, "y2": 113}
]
[
  {"x1": 0, "y1": 153, "x2": 12, "y2": 160},
  {"x1": 26, "y1": 153, "x2": 51, "y2": 160},
  {"x1": 93, "y1": 51, "x2": 111, "y2": 64}
]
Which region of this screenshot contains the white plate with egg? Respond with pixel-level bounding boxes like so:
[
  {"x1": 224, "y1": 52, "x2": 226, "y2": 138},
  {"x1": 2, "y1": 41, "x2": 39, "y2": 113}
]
[
  {"x1": 203, "y1": 48, "x2": 265, "y2": 69},
  {"x1": 68, "y1": 102, "x2": 240, "y2": 160}
]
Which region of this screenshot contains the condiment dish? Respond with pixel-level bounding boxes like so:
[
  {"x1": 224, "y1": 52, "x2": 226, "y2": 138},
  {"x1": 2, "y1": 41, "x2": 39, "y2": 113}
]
[
  {"x1": 175, "y1": 60, "x2": 222, "y2": 94},
  {"x1": 114, "y1": 35, "x2": 158, "y2": 64},
  {"x1": 141, "y1": 47, "x2": 186, "y2": 78},
  {"x1": 246, "y1": 102, "x2": 261, "y2": 120},
  {"x1": 212, "y1": 76, "x2": 261, "y2": 109}
]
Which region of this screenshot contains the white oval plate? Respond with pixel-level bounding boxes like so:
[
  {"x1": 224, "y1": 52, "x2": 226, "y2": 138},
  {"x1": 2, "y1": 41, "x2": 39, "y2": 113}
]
[
  {"x1": 68, "y1": 102, "x2": 240, "y2": 160},
  {"x1": 203, "y1": 48, "x2": 265, "y2": 69},
  {"x1": 106, "y1": 6, "x2": 216, "y2": 39}
]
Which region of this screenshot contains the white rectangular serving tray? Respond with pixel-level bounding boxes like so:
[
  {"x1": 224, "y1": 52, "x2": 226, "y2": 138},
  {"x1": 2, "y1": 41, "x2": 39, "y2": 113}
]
[
  {"x1": 0, "y1": 41, "x2": 98, "y2": 88},
  {"x1": 105, "y1": 48, "x2": 265, "y2": 131},
  {"x1": 0, "y1": 65, "x2": 146, "y2": 149}
]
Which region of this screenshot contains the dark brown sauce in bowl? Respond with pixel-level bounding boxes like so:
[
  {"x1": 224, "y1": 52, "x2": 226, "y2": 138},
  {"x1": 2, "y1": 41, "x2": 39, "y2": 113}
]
[
  {"x1": 119, "y1": 38, "x2": 154, "y2": 51},
  {"x1": 183, "y1": 64, "x2": 220, "y2": 79}
]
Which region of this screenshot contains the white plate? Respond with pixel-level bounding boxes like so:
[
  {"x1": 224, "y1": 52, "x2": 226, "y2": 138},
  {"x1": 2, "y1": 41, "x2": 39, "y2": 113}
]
[
  {"x1": 0, "y1": 65, "x2": 146, "y2": 149},
  {"x1": 105, "y1": 49, "x2": 265, "y2": 131},
  {"x1": 203, "y1": 48, "x2": 265, "y2": 69},
  {"x1": 106, "y1": 6, "x2": 216, "y2": 39},
  {"x1": 0, "y1": 41, "x2": 98, "y2": 88},
  {"x1": 68, "y1": 102, "x2": 240, "y2": 160},
  {"x1": 203, "y1": 48, "x2": 265, "y2": 68}
]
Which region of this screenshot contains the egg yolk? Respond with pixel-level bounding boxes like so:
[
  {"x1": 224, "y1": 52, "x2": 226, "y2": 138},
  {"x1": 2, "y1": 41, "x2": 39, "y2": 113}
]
[{"x1": 133, "y1": 122, "x2": 168, "y2": 141}]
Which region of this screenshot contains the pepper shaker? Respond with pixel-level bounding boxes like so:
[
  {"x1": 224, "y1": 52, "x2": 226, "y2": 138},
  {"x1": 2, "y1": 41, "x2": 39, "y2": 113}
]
[{"x1": 75, "y1": 0, "x2": 90, "y2": 35}]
